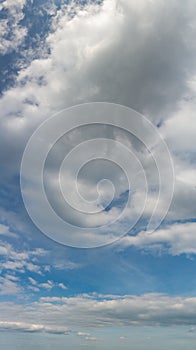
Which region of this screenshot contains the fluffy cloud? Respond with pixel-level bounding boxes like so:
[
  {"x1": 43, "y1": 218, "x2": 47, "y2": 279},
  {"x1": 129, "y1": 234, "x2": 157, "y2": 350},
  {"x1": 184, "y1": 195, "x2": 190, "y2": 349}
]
[
  {"x1": 0, "y1": 0, "x2": 27, "y2": 55},
  {"x1": 0, "y1": 0, "x2": 196, "y2": 249},
  {"x1": 1, "y1": 0, "x2": 195, "y2": 164},
  {"x1": 120, "y1": 222, "x2": 196, "y2": 255},
  {"x1": 40, "y1": 0, "x2": 196, "y2": 116}
]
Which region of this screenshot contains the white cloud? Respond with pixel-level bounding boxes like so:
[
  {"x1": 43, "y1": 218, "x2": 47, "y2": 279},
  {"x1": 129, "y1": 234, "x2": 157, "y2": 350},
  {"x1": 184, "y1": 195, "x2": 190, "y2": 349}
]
[
  {"x1": 161, "y1": 97, "x2": 196, "y2": 155},
  {"x1": 85, "y1": 336, "x2": 97, "y2": 341},
  {"x1": 0, "y1": 275, "x2": 22, "y2": 296},
  {"x1": 0, "y1": 239, "x2": 71, "y2": 296},
  {"x1": 0, "y1": 224, "x2": 18, "y2": 238},
  {"x1": 121, "y1": 222, "x2": 196, "y2": 255},
  {"x1": 0, "y1": 235, "x2": 49, "y2": 277},
  {"x1": 0, "y1": 245, "x2": 10, "y2": 256},
  {"x1": 28, "y1": 277, "x2": 37, "y2": 285},
  {"x1": 0, "y1": 0, "x2": 27, "y2": 55},
  {"x1": 58, "y1": 283, "x2": 67, "y2": 290},
  {"x1": 0, "y1": 321, "x2": 71, "y2": 335},
  {"x1": 40, "y1": 280, "x2": 53, "y2": 290},
  {"x1": 77, "y1": 332, "x2": 90, "y2": 337},
  {"x1": 28, "y1": 276, "x2": 67, "y2": 292}
]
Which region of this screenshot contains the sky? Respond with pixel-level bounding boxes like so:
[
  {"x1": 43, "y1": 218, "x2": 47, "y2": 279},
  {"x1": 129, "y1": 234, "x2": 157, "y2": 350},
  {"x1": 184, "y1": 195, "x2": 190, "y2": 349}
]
[{"x1": 0, "y1": 0, "x2": 196, "y2": 349}]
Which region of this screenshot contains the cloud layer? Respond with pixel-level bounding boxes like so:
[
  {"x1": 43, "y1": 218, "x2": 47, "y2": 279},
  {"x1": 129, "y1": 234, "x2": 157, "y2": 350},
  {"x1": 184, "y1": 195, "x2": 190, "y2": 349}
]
[{"x1": 1, "y1": 293, "x2": 196, "y2": 332}]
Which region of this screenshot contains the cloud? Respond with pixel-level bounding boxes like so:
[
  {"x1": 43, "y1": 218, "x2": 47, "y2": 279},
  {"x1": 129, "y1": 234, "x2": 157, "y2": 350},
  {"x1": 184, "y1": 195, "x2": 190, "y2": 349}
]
[
  {"x1": 85, "y1": 336, "x2": 97, "y2": 341},
  {"x1": 1, "y1": 293, "x2": 196, "y2": 330},
  {"x1": 58, "y1": 283, "x2": 67, "y2": 290},
  {"x1": 0, "y1": 236, "x2": 51, "y2": 296},
  {"x1": 0, "y1": 0, "x2": 27, "y2": 55},
  {"x1": 1, "y1": 0, "x2": 196, "y2": 175},
  {"x1": 42, "y1": 0, "x2": 196, "y2": 117},
  {"x1": 28, "y1": 278, "x2": 67, "y2": 291},
  {"x1": 0, "y1": 241, "x2": 69, "y2": 296},
  {"x1": 39, "y1": 280, "x2": 54, "y2": 290},
  {"x1": 0, "y1": 241, "x2": 45, "y2": 275},
  {"x1": 0, "y1": 321, "x2": 71, "y2": 335},
  {"x1": 0, "y1": 239, "x2": 48, "y2": 295},
  {"x1": 0, "y1": 0, "x2": 196, "y2": 249},
  {"x1": 158, "y1": 94, "x2": 196, "y2": 222},
  {"x1": 0, "y1": 275, "x2": 22, "y2": 296},
  {"x1": 162, "y1": 95, "x2": 196, "y2": 155},
  {"x1": 0, "y1": 224, "x2": 18, "y2": 238},
  {"x1": 28, "y1": 277, "x2": 37, "y2": 285},
  {"x1": 121, "y1": 222, "x2": 196, "y2": 255},
  {"x1": 77, "y1": 332, "x2": 90, "y2": 337}
]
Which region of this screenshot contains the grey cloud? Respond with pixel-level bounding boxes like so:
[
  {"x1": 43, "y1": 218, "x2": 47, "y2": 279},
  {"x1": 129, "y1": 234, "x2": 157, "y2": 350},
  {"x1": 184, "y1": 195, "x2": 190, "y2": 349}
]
[
  {"x1": 0, "y1": 0, "x2": 196, "y2": 249},
  {"x1": 1, "y1": 293, "x2": 196, "y2": 330},
  {"x1": 47, "y1": 0, "x2": 196, "y2": 120}
]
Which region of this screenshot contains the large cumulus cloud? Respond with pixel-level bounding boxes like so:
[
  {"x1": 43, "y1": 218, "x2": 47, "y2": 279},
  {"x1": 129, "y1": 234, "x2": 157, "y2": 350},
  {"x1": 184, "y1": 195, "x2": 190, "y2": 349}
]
[{"x1": 0, "y1": 0, "x2": 196, "y2": 249}]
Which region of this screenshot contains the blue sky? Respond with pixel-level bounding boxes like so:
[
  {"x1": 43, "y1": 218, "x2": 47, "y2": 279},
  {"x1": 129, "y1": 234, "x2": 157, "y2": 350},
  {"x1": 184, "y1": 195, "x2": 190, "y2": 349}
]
[{"x1": 0, "y1": 0, "x2": 196, "y2": 348}]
